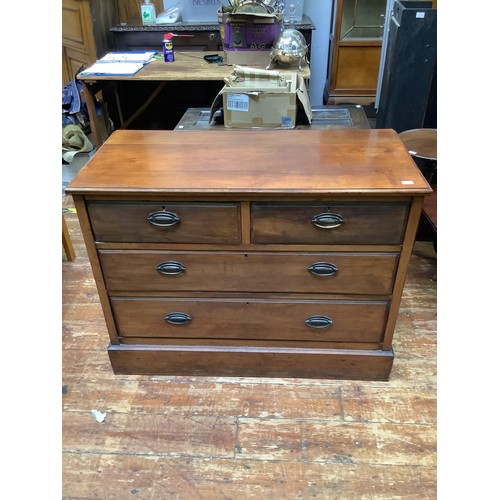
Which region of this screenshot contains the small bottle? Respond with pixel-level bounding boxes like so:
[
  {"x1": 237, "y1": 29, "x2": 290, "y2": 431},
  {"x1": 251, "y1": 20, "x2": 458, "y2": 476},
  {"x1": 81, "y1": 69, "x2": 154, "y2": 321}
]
[
  {"x1": 141, "y1": 0, "x2": 156, "y2": 25},
  {"x1": 163, "y1": 33, "x2": 175, "y2": 62}
]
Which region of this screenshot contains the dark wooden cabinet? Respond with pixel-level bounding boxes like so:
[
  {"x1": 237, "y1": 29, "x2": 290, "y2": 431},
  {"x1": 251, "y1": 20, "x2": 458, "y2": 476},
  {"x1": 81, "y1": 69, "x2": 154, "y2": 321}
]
[
  {"x1": 375, "y1": 1, "x2": 437, "y2": 131},
  {"x1": 112, "y1": 24, "x2": 223, "y2": 52},
  {"x1": 110, "y1": 17, "x2": 315, "y2": 56}
]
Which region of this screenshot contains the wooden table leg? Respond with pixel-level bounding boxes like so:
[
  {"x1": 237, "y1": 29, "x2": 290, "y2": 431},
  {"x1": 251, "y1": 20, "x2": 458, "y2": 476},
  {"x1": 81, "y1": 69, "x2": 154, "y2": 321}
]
[
  {"x1": 81, "y1": 81, "x2": 106, "y2": 149},
  {"x1": 62, "y1": 214, "x2": 76, "y2": 261},
  {"x1": 111, "y1": 81, "x2": 125, "y2": 127}
]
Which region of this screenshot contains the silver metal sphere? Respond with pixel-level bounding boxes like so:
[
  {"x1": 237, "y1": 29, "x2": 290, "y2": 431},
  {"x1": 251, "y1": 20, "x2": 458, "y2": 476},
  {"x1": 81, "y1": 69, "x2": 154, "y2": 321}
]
[{"x1": 270, "y1": 27, "x2": 308, "y2": 65}]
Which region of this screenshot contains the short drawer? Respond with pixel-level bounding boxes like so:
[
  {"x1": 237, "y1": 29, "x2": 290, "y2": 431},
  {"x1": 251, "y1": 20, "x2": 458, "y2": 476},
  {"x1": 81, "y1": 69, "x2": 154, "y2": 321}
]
[
  {"x1": 251, "y1": 202, "x2": 409, "y2": 245},
  {"x1": 111, "y1": 297, "x2": 389, "y2": 343},
  {"x1": 87, "y1": 201, "x2": 240, "y2": 244},
  {"x1": 99, "y1": 250, "x2": 398, "y2": 295}
]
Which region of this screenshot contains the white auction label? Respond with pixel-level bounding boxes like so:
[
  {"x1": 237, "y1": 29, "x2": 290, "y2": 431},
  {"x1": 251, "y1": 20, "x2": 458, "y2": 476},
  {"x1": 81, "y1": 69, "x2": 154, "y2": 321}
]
[{"x1": 227, "y1": 93, "x2": 249, "y2": 112}]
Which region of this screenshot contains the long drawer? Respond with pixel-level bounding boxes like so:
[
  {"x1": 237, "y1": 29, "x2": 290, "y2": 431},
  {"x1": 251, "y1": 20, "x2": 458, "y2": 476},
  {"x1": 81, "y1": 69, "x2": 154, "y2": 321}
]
[
  {"x1": 99, "y1": 250, "x2": 399, "y2": 295},
  {"x1": 88, "y1": 201, "x2": 241, "y2": 244},
  {"x1": 111, "y1": 297, "x2": 389, "y2": 343},
  {"x1": 251, "y1": 202, "x2": 409, "y2": 245}
]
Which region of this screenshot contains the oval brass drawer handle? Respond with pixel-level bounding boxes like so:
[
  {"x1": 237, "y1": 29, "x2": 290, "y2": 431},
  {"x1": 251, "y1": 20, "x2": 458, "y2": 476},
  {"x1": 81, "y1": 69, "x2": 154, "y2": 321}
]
[
  {"x1": 311, "y1": 213, "x2": 344, "y2": 229},
  {"x1": 156, "y1": 261, "x2": 186, "y2": 275},
  {"x1": 147, "y1": 210, "x2": 180, "y2": 227},
  {"x1": 308, "y1": 262, "x2": 339, "y2": 277},
  {"x1": 164, "y1": 312, "x2": 192, "y2": 325},
  {"x1": 305, "y1": 315, "x2": 333, "y2": 329}
]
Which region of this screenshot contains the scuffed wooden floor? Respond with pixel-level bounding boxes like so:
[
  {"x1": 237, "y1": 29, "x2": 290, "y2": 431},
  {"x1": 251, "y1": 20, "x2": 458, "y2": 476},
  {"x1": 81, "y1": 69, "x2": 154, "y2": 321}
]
[{"x1": 62, "y1": 195, "x2": 437, "y2": 499}]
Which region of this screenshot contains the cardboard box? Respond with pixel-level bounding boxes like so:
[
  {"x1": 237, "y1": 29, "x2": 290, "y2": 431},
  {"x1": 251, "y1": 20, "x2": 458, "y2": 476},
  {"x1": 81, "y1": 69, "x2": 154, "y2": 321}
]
[
  {"x1": 225, "y1": 50, "x2": 272, "y2": 67},
  {"x1": 218, "y1": 10, "x2": 281, "y2": 66},
  {"x1": 209, "y1": 66, "x2": 312, "y2": 129}
]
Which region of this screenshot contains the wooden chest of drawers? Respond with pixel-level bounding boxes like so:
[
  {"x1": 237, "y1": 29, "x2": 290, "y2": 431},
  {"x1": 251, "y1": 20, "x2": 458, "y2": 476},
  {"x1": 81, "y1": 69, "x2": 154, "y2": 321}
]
[{"x1": 67, "y1": 129, "x2": 431, "y2": 380}]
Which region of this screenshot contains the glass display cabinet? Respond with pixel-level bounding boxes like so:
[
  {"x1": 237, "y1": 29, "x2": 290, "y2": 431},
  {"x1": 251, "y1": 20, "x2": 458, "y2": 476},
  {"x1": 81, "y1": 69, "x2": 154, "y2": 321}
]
[
  {"x1": 339, "y1": 0, "x2": 386, "y2": 40},
  {"x1": 326, "y1": 0, "x2": 387, "y2": 104}
]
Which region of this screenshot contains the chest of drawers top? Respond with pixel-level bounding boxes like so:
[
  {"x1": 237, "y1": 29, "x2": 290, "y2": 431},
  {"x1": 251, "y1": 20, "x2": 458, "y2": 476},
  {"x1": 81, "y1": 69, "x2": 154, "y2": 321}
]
[{"x1": 66, "y1": 129, "x2": 431, "y2": 198}]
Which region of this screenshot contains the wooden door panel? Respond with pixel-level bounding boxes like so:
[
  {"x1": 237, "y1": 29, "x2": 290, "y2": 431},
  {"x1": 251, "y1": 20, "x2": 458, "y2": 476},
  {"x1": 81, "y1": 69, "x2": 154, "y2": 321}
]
[{"x1": 332, "y1": 45, "x2": 382, "y2": 94}]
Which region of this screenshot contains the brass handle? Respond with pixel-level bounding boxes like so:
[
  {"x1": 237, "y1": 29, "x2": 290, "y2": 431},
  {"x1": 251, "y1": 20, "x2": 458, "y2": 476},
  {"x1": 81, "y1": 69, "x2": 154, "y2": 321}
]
[
  {"x1": 305, "y1": 315, "x2": 333, "y2": 329},
  {"x1": 156, "y1": 261, "x2": 186, "y2": 275},
  {"x1": 311, "y1": 213, "x2": 344, "y2": 229},
  {"x1": 308, "y1": 262, "x2": 338, "y2": 277},
  {"x1": 164, "y1": 312, "x2": 192, "y2": 325},
  {"x1": 147, "y1": 210, "x2": 180, "y2": 227}
]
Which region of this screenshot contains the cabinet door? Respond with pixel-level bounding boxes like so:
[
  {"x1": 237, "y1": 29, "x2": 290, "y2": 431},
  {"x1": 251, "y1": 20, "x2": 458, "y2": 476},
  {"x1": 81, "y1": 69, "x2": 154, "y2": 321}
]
[
  {"x1": 62, "y1": 46, "x2": 89, "y2": 83},
  {"x1": 329, "y1": 0, "x2": 386, "y2": 103},
  {"x1": 62, "y1": 0, "x2": 97, "y2": 83},
  {"x1": 332, "y1": 44, "x2": 381, "y2": 95}
]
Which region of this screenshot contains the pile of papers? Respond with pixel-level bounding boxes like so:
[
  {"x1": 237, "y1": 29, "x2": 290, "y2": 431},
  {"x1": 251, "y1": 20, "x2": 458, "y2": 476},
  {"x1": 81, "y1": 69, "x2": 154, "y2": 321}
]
[{"x1": 79, "y1": 51, "x2": 157, "y2": 77}]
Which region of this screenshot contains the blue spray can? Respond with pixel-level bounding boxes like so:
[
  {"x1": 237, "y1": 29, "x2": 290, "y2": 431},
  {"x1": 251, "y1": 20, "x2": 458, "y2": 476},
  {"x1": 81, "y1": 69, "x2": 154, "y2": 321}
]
[{"x1": 163, "y1": 33, "x2": 175, "y2": 62}]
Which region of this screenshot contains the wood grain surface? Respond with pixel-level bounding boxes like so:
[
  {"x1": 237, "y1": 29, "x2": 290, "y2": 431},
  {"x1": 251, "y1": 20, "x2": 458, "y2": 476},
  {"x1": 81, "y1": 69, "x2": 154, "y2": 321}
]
[
  {"x1": 78, "y1": 51, "x2": 311, "y2": 82},
  {"x1": 66, "y1": 129, "x2": 432, "y2": 196}
]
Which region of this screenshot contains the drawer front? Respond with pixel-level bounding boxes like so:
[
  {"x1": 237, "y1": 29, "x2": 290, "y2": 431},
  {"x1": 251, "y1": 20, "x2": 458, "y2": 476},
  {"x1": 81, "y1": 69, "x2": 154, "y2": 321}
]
[
  {"x1": 111, "y1": 297, "x2": 388, "y2": 343},
  {"x1": 88, "y1": 201, "x2": 240, "y2": 244},
  {"x1": 99, "y1": 250, "x2": 398, "y2": 295},
  {"x1": 251, "y1": 202, "x2": 409, "y2": 245}
]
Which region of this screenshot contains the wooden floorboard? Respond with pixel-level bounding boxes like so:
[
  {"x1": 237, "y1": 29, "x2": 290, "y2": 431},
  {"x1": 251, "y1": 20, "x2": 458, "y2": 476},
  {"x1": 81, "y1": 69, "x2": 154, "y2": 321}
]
[{"x1": 62, "y1": 195, "x2": 437, "y2": 499}]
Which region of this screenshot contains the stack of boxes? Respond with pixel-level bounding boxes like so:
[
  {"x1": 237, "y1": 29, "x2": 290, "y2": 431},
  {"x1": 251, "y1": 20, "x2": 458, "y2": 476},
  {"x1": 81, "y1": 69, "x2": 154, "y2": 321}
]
[
  {"x1": 218, "y1": 9, "x2": 282, "y2": 67},
  {"x1": 180, "y1": 1, "x2": 300, "y2": 67},
  {"x1": 180, "y1": 1, "x2": 311, "y2": 130}
]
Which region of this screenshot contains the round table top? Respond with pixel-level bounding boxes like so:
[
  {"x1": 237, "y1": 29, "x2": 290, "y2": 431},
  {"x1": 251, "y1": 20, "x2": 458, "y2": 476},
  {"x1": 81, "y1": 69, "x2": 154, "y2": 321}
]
[{"x1": 398, "y1": 128, "x2": 437, "y2": 161}]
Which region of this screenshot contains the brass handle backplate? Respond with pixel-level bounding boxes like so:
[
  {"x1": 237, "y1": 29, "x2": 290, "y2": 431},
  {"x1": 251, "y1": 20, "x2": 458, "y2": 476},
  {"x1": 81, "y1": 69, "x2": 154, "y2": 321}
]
[
  {"x1": 148, "y1": 210, "x2": 180, "y2": 227},
  {"x1": 311, "y1": 213, "x2": 344, "y2": 229},
  {"x1": 164, "y1": 312, "x2": 192, "y2": 325},
  {"x1": 156, "y1": 261, "x2": 186, "y2": 275},
  {"x1": 305, "y1": 315, "x2": 333, "y2": 329},
  {"x1": 308, "y1": 262, "x2": 339, "y2": 277}
]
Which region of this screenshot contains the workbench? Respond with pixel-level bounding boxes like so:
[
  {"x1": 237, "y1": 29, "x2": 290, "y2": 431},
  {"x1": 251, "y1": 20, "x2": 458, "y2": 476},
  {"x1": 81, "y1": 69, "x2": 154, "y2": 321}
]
[{"x1": 78, "y1": 51, "x2": 311, "y2": 147}]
